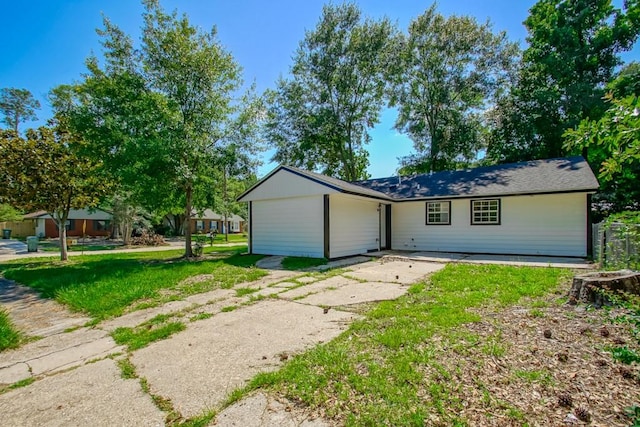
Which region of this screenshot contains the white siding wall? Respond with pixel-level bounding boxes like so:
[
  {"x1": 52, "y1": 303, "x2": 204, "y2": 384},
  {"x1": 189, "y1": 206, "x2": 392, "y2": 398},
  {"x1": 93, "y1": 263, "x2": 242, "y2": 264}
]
[
  {"x1": 35, "y1": 219, "x2": 46, "y2": 237},
  {"x1": 240, "y1": 169, "x2": 336, "y2": 201},
  {"x1": 392, "y1": 193, "x2": 588, "y2": 256},
  {"x1": 251, "y1": 196, "x2": 324, "y2": 258},
  {"x1": 329, "y1": 195, "x2": 379, "y2": 258}
]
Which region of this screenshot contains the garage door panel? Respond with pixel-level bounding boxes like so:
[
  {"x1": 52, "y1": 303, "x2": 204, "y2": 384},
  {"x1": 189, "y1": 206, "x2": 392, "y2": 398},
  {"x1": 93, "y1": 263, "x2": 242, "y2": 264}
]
[{"x1": 252, "y1": 196, "x2": 324, "y2": 258}]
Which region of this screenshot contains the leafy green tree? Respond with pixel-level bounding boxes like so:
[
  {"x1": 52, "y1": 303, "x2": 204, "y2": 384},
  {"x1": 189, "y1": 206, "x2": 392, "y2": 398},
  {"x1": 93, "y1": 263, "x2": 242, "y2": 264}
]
[
  {"x1": 0, "y1": 128, "x2": 109, "y2": 260},
  {"x1": 54, "y1": 0, "x2": 261, "y2": 256},
  {"x1": 0, "y1": 204, "x2": 23, "y2": 222},
  {"x1": 565, "y1": 94, "x2": 640, "y2": 214},
  {"x1": 265, "y1": 3, "x2": 399, "y2": 181},
  {"x1": 392, "y1": 5, "x2": 519, "y2": 173},
  {"x1": 0, "y1": 88, "x2": 41, "y2": 133},
  {"x1": 212, "y1": 144, "x2": 257, "y2": 241},
  {"x1": 488, "y1": 0, "x2": 640, "y2": 162}
]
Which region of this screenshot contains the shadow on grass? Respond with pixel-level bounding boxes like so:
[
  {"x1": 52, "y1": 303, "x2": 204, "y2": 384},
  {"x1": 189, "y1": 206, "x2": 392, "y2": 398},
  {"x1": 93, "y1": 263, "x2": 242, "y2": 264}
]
[{"x1": 0, "y1": 248, "x2": 265, "y2": 320}]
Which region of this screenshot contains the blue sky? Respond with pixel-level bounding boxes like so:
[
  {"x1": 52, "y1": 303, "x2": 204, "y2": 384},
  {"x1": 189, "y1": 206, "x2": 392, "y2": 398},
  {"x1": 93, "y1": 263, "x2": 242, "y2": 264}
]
[{"x1": 1, "y1": 1, "x2": 637, "y2": 178}]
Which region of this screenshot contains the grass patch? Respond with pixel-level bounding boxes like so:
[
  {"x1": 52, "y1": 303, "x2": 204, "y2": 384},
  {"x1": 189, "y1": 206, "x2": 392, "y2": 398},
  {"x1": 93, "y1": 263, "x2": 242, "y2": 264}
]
[
  {"x1": 221, "y1": 305, "x2": 238, "y2": 312},
  {"x1": 0, "y1": 376, "x2": 36, "y2": 394},
  {"x1": 513, "y1": 369, "x2": 554, "y2": 386},
  {"x1": 189, "y1": 312, "x2": 213, "y2": 322},
  {"x1": 117, "y1": 358, "x2": 137, "y2": 379},
  {"x1": 0, "y1": 248, "x2": 265, "y2": 320},
  {"x1": 281, "y1": 256, "x2": 328, "y2": 270},
  {"x1": 112, "y1": 321, "x2": 186, "y2": 351},
  {"x1": 235, "y1": 287, "x2": 258, "y2": 297},
  {"x1": 248, "y1": 264, "x2": 570, "y2": 425},
  {"x1": 0, "y1": 308, "x2": 22, "y2": 351}
]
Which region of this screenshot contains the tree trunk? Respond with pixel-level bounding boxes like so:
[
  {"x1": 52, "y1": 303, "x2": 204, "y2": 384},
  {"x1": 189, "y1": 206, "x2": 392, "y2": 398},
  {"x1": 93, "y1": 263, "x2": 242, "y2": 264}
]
[
  {"x1": 223, "y1": 167, "x2": 229, "y2": 243},
  {"x1": 569, "y1": 270, "x2": 640, "y2": 307},
  {"x1": 55, "y1": 216, "x2": 69, "y2": 261},
  {"x1": 184, "y1": 185, "x2": 193, "y2": 257}
]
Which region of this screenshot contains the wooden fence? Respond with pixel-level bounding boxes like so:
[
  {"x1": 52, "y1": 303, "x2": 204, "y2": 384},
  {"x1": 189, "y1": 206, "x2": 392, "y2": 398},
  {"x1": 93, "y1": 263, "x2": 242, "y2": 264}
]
[
  {"x1": 593, "y1": 222, "x2": 640, "y2": 270},
  {"x1": 0, "y1": 220, "x2": 36, "y2": 238}
]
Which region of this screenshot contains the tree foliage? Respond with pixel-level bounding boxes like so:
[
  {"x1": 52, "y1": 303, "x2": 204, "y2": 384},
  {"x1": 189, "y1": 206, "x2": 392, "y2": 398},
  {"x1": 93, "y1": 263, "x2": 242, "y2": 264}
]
[
  {"x1": 265, "y1": 3, "x2": 399, "y2": 181},
  {"x1": 55, "y1": 0, "x2": 261, "y2": 256},
  {"x1": 0, "y1": 88, "x2": 41, "y2": 133},
  {"x1": 0, "y1": 128, "x2": 109, "y2": 260},
  {"x1": 487, "y1": 0, "x2": 640, "y2": 163},
  {"x1": 392, "y1": 5, "x2": 519, "y2": 173},
  {"x1": 0, "y1": 204, "x2": 23, "y2": 223}
]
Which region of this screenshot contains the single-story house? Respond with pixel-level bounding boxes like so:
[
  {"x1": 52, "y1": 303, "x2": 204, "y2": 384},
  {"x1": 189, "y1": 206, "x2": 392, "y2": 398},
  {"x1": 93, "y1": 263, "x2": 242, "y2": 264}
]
[
  {"x1": 237, "y1": 157, "x2": 599, "y2": 259},
  {"x1": 191, "y1": 209, "x2": 245, "y2": 234},
  {"x1": 25, "y1": 208, "x2": 113, "y2": 238}
]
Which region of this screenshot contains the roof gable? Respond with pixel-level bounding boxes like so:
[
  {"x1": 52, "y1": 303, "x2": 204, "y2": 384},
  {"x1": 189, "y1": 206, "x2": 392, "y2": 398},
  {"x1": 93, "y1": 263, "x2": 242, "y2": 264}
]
[{"x1": 237, "y1": 165, "x2": 390, "y2": 202}]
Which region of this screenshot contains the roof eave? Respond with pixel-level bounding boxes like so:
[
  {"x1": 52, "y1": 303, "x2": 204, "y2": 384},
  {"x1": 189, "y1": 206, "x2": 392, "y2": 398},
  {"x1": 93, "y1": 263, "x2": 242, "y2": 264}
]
[{"x1": 390, "y1": 187, "x2": 600, "y2": 202}]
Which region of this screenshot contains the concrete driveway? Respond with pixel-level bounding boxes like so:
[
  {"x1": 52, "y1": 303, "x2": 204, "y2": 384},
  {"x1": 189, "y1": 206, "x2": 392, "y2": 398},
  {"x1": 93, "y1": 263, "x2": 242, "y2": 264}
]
[{"x1": 0, "y1": 256, "x2": 444, "y2": 426}]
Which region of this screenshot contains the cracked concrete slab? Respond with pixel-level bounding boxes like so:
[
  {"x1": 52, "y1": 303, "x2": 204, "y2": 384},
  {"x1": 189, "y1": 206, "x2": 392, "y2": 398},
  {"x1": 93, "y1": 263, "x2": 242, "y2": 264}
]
[
  {"x1": 0, "y1": 362, "x2": 30, "y2": 385},
  {"x1": 345, "y1": 260, "x2": 445, "y2": 284},
  {"x1": 215, "y1": 392, "x2": 330, "y2": 427},
  {"x1": 298, "y1": 281, "x2": 409, "y2": 307},
  {"x1": 28, "y1": 337, "x2": 123, "y2": 376},
  {"x1": 131, "y1": 299, "x2": 359, "y2": 418},
  {"x1": 0, "y1": 328, "x2": 108, "y2": 369},
  {"x1": 277, "y1": 276, "x2": 360, "y2": 300},
  {"x1": 0, "y1": 359, "x2": 165, "y2": 427},
  {"x1": 100, "y1": 300, "x2": 196, "y2": 332}
]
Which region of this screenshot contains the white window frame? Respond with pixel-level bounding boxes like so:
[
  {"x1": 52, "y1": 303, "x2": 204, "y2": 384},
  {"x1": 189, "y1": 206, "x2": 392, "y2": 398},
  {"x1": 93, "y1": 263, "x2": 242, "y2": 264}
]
[
  {"x1": 426, "y1": 201, "x2": 451, "y2": 225},
  {"x1": 196, "y1": 220, "x2": 204, "y2": 230},
  {"x1": 471, "y1": 199, "x2": 501, "y2": 225}
]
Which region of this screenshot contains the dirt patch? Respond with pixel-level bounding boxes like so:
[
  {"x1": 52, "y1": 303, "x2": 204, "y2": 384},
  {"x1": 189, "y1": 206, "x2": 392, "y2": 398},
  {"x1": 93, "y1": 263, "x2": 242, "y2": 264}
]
[
  {"x1": 0, "y1": 278, "x2": 90, "y2": 338},
  {"x1": 422, "y1": 291, "x2": 640, "y2": 426}
]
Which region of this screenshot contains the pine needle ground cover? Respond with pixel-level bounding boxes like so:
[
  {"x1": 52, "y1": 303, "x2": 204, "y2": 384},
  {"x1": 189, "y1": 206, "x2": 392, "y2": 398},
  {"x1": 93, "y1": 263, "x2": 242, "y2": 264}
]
[
  {"x1": 0, "y1": 247, "x2": 264, "y2": 321},
  {"x1": 247, "y1": 264, "x2": 640, "y2": 426}
]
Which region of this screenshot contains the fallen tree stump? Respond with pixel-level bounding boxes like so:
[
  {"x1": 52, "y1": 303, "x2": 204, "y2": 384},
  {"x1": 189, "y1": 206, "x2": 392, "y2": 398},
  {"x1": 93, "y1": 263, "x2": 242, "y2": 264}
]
[{"x1": 569, "y1": 270, "x2": 640, "y2": 307}]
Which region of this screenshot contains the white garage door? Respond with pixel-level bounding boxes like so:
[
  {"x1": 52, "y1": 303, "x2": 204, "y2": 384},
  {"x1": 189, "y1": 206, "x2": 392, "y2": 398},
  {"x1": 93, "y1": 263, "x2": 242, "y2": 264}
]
[
  {"x1": 251, "y1": 196, "x2": 324, "y2": 258},
  {"x1": 330, "y1": 195, "x2": 379, "y2": 258}
]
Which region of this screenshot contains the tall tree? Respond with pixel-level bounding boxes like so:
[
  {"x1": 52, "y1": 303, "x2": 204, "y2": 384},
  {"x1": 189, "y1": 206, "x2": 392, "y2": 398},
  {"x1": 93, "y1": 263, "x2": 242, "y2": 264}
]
[
  {"x1": 392, "y1": 5, "x2": 519, "y2": 173},
  {"x1": 265, "y1": 3, "x2": 399, "y2": 181},
  {"x1": 55, "y1": 0, "x2": 261, "y2": 256},
  {"x1": 0, "y1": 127, "x2": 108, "y2": 260},
  {"x1": 0, "y1": 88, "x2": 41, "y2": 133},
  {"x1": 487, "y1": 0, "x2": 640, "y2": 162},
  {"x1": 565, "y1": 64, "x2": 640, "y2": 217}
]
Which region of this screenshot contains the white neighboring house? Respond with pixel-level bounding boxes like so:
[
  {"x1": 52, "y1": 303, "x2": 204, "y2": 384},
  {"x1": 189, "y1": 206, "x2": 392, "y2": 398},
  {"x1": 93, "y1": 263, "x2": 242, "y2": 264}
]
[{"x1": 237, "y1": 157, "x2": 599, "y2": 259}]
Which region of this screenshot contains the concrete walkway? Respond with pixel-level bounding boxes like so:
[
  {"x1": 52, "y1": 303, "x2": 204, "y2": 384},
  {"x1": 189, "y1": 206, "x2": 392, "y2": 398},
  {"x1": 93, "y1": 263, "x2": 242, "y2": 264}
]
[
  {"x1": 368, "y1": 250, "x2": 595, "y2": 269},
  {"x1": 0, "y1": 257, "x2": 444, "y2": 425}
]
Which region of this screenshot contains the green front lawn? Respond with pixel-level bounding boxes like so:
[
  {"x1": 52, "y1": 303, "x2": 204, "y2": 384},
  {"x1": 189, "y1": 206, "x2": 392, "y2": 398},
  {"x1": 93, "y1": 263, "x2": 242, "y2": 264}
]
[
  {"x1": 246, "y1": 264, "x2": 572, "y2": 425},
  {"x1": 192, "y1": 233, "x2": 248, "y2": 244},
  {"x1": 0, "y1": 246, "x2": 264, "y2": 321}
]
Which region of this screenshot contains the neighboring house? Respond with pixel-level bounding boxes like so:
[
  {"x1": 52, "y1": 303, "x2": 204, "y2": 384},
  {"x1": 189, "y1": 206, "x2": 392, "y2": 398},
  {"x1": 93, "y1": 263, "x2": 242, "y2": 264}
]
[
  {"x1": 237, "y1": 157, "x2": 599, "y2": 259},
  {"x1": 25, "y1": 208, "x2": 113, "y2": 238},
  {"x1": 191, "y1": 209, "x2": 245, "y2": 234}
]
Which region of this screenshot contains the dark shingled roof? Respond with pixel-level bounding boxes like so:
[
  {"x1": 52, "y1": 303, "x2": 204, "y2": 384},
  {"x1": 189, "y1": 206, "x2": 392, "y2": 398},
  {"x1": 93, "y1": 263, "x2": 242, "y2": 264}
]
[{"x1": 353, "y1": 156, "x2": 599, "y2": 200}]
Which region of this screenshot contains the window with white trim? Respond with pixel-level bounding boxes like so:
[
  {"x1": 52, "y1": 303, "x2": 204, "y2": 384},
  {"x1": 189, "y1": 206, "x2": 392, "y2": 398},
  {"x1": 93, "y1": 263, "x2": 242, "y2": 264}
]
[
  {"x1": 471, "y1": 199, "x2": 500, "y2": 225},
  {"x1": 426, "y1": 201, "x2": 451, "y2": 225}
]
